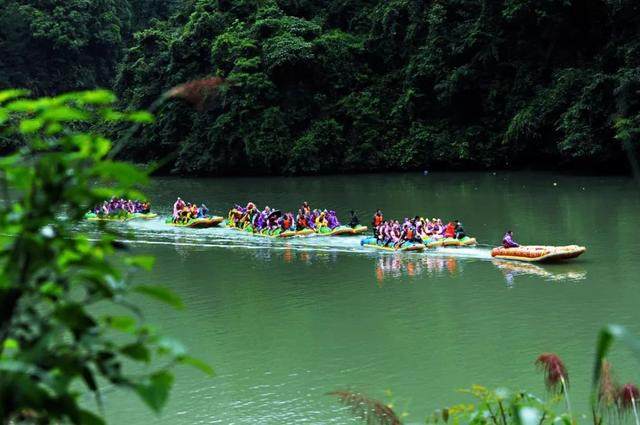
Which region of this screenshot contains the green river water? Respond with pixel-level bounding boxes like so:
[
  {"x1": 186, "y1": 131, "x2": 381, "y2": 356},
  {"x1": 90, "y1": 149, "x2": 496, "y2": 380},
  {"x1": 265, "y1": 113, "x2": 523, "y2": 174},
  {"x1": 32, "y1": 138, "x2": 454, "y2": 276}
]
[{"x1": 92, "y1": 172, "x2": 640, "y2": 424}]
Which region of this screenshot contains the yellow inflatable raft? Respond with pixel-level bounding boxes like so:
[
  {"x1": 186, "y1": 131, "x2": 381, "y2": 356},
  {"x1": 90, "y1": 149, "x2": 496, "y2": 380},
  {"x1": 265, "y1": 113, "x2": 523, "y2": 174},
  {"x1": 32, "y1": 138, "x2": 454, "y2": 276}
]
[
  {"x1": 85, "y1": 212, "x2": 157, "y2": 222},
  {"x1": 425, "y1": 236, "x2": 477, "y2": 248},
  {"x1": 316, "y1": 225, "x2": 369, "y2": 236},
  {"x1": 165, "y1": 216, "x2": 224, "y2": 228},
  {"x1": 361, "y1": 237, "x2": 425, "y2": 252}
]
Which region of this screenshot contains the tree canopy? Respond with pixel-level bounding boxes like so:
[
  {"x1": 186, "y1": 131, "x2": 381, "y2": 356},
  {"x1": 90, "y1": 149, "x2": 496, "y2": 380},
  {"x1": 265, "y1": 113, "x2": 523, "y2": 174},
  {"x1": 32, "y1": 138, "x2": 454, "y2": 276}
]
[{"x1": 3, "y1": 0, "x2": 640, "y2": 175}]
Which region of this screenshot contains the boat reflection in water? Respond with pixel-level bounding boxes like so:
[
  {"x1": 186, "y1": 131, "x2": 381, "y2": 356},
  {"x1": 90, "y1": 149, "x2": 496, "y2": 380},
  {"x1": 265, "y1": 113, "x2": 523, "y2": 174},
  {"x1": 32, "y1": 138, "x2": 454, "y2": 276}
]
[
  {"x1": 375, "y1": 255, "x2": 461, "y2": 284},
  {"x1": 492, "y1": 259, "x2": 587, "y2": 287}
]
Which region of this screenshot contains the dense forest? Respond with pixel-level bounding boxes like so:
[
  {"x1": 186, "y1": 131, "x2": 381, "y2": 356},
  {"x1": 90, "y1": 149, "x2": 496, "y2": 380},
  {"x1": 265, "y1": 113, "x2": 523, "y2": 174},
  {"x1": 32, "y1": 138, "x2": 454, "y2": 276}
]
[{"x1": 1, "y1": 0, "x2": 639, "y2": 175}]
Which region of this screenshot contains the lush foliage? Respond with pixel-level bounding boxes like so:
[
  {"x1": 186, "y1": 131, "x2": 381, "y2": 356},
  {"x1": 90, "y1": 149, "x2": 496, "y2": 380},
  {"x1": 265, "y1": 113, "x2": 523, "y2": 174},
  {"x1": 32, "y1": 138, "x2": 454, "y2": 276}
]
[
  {"x1": 3, "y1": 0, "x2": 640, "y2": 174},
  {"x1": 113, "y1": 0, "x2": 640, "y2": 175},
  {"x1": 0, "y1": 0, "x2": 180, "y2": 95},
  {"x1": 331, "y1": 325, "x2": 640, "y2": 425},
  {"x1": 0, "y1": 89, "x2": 211, "y2": 424}
]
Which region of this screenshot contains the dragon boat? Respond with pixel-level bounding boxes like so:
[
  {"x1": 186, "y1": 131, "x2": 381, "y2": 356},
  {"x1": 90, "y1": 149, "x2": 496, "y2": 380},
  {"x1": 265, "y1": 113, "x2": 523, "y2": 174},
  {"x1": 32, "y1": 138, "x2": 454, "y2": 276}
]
[
  {"x1": 84, "y1": 212, "x2": 157, "y2": 222},
  {"x1": 225, "y1": 221, "x2": 315, "y2": 238},
  {"x1": 360, "y1": 236, "x2": 425, "y2": 252},
  {"x1": 165, "y1": 216, "x2": 224, "y2": 228},
  {"x1": 425, "y1": 236, "x2": 477, "y2": 248},
  {"x1": 316, "y1": 225, "x2": 368, "y2": 236},
  {"x1": 491, "y1": 245, "x2": 586, "y2": 263}
]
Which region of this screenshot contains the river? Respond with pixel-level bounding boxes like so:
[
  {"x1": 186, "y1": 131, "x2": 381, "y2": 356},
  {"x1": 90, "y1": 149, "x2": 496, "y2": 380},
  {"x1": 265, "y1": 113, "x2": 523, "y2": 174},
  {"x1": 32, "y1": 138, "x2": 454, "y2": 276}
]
[{"x1": 92, "y1": 172, "x2": 640, "y2": 424}]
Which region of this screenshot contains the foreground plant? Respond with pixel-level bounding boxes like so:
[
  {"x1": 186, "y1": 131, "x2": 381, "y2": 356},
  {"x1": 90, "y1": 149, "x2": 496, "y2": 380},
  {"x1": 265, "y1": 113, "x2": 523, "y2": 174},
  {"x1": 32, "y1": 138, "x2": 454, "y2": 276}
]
[
  {"x1": 0, "y1": 89, "x2": 211, "y2": 424},
  {"x1": 536, "y1": 353, "x2": 572, "y2": 418},
  {"x1": 332, "y1": 325, "x2": 640, "y2": 425}
]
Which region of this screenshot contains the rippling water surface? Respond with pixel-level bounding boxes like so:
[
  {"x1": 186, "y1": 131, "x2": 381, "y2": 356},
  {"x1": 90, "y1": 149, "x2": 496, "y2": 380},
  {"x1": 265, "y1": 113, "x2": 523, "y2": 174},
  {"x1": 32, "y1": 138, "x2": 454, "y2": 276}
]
[{"x1": 89, "y1": 172, "x2": 640, "y2": 424}]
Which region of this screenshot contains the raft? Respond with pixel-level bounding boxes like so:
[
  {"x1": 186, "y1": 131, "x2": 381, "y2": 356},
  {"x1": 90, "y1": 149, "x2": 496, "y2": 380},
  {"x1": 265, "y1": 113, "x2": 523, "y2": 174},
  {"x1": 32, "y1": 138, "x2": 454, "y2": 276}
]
[
  {"x1": 425, "y1": 236, "x2": 477, "y2": 248},
  {"x1": 316, "y1": 225, "x2": 369, "y2": 236},
  {"x1": 360, "y1": 237, "x2": 425, "y2": 252},
  {"x1": 165, "y1": 216, "x2": 224, "y2": 228},
  {"x1": 491, "y1": 245, "x2": 586, "y2": 263},
  {"x1": 226, "y1": 221, "x2": 315, "y2": 238},
  {"x1": 85, "y1": 212, "x2": 158, "y2": 222}
]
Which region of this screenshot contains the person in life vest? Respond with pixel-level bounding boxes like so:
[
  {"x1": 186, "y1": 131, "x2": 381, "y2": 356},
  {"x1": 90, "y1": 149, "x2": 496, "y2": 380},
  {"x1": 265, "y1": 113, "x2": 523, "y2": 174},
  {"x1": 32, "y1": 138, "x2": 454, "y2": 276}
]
[
  {"x1": 301, "y1": 201, "x2": 311, "y2": 215},
  {"x1": 444, "y1": 221, "x2": 456, "y2": 238},
  {"x1": 406, "y1": 223, "x2": 422, "y2": 243},
  {"x1": 173, "y1": 197, "x2": 185, "y2": 222},
  {"x1": 372, "y1": 210, "x2": 384, "y2": 237},
  {"x1": 296, "y1": 209, "x2": 308, "y2": 229},
  {"x1": 240, "y1": 202, "x2": 256, "y2": 227},
  {"x1": 380, "y1": 221, "x2": 392, "y2": 246},
  {"x1": 502, "y1": 230, "x2": 519, "y2": 248},
  {"x1": 454, "y1": 220, "x2": 466, "y2": 239},
  {"x1": 391, "y1": 220, "x2": 402, "y2": 247},
  {"x1": 315, "y1": 210, "x2": 329, "y2": 229},
  {"x1": 327, "y1": 210, "x2": 340, "y2": 229},
  {"x1": 198, "y1": 204, "x2": 209, "y2": 218},
  {"x1": 281, "y1": 213, "x2": 293, "y2": 231}
]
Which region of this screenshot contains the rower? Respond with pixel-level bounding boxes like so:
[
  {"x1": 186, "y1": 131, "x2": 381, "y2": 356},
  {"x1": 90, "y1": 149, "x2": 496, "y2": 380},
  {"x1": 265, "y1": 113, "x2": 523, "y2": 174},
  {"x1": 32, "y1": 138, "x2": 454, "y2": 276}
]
[
  {"x1": 502, "y1": 230, "x2": 519, "y2": 248},
  {"x1": 444, "y1": 221, "x2": 456, "y2": 238},
  {"x1": 315, "y1": 211, "x2": 329, "y2": 229},
  {"x1": 296, "y1": 209, "x2": 308, "y2": 229}
]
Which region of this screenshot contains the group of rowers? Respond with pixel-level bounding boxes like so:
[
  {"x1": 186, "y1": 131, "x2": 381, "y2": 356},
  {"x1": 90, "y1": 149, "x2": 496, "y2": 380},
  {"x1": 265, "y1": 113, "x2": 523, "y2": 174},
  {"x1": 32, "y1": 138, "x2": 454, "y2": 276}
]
[
  {"x1": 92, "y1": 197, "x2": 151, "y2": 216},
  {"x1": 172, "y1": 197, "x2": 209, "y2": 223},
  {"x1": 228, "y1": 201, "x2": 360, "y2": 232},
  {"x1": 371, "y1": 210, "x2": 467, "y2": 247}
]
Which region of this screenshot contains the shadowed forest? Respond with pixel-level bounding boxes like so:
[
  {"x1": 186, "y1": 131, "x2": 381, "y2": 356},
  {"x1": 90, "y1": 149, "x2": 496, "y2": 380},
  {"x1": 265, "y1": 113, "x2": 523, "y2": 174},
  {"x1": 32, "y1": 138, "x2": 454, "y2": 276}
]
[{"x1": 1, "y1": 0, "x2": 639, "y2": 175}]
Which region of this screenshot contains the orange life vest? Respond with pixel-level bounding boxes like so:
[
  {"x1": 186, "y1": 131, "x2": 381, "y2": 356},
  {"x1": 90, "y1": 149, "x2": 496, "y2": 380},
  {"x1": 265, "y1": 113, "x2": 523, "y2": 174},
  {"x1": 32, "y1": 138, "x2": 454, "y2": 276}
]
[{"x1": 373, "y1": 214, "x2": 383, "y2": 226}]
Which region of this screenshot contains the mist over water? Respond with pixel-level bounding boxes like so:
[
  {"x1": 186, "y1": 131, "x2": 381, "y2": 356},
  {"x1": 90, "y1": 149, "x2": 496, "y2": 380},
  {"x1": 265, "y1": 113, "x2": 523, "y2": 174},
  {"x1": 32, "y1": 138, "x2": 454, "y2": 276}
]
[{"x1": 94, "y1": 172, "x2": 640, "y2": 424}]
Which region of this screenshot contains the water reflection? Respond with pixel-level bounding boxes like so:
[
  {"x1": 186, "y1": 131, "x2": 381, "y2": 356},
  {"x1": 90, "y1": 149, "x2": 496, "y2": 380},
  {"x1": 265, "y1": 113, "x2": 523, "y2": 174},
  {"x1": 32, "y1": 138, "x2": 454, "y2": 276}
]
[
  {"x1": 375, "y1": 255, "x2": 461, "y2": 284},
  {"x1": 492, "y1": 259, "x2": 587, "y2": 287}
]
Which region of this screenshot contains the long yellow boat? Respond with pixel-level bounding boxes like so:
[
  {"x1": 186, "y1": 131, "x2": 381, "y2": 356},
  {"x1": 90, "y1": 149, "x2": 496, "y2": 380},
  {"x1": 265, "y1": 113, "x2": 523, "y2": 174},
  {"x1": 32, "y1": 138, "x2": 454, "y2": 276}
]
[
  {"x1": 165, "y1": 216, "x2": 225, "y2": 228},
  {"x1": 491, "y1": 245, "x2": 586, "y2": 263},
  {"x1": 84, "y1": 212, "x2": 157, "y2": 222},
  {"x1": 360, "y1": 237, "x2": 425, "y2": 252}
]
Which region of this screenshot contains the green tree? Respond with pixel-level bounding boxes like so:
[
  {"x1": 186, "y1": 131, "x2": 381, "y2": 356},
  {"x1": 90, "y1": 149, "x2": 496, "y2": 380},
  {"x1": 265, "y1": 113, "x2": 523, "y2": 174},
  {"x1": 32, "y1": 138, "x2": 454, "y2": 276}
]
[
  {"x1": 113, "y1": 0, "x2": 640, "y2": 175},
  {"x1": 0, "y1": 89, "x2": 211, "y2": 424}
]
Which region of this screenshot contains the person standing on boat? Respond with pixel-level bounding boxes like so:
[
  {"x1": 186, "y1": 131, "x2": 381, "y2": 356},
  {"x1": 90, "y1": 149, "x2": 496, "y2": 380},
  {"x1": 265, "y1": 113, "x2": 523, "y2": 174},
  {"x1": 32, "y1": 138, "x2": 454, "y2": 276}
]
[
  {"x1": 301, "y1": 201, "x2": 311, "y2": 215},
  {"x1": 173, "y1": 197, "x2": 185, "y2": 223},
  {"x1": 198, "y1": 204, "x2": 209, "y2": 218},
  {"x1": 454, "y1": 220, "x2": 466, "y2": 239},
  {"x1": 502, "y1": 230, "x2": 519, "y2": 248},
  {"x1": 372, "y1": 210, "x2": 384, "y2": 237},
  {"x1": 348, "y1": 210, "x2": 359, "y2": 228}
]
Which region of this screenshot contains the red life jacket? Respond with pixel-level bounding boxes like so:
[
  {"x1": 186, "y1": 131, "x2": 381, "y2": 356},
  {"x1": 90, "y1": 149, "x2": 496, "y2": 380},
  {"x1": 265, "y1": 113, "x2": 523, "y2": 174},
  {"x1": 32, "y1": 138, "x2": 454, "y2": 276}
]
[
  {"x1": 283, "y1": 217, "x2": 291, "y2": 229},
  {"x1": 444, "y1": 223, "x2": 455, "y2": 238},
  {"x1": 373, "y1": 214, "x2": 383, "y2": 226},
  {"x1": 406, "y1": 228, "x2": 414, "y2": 240}
]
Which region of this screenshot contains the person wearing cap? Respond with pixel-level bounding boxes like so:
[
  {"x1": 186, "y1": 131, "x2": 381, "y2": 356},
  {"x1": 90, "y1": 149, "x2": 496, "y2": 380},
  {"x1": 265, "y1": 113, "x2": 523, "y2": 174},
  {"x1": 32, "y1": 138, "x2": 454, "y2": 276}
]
[{"x1": 454, "y1": 220, "x2": 466, "y2": 239}]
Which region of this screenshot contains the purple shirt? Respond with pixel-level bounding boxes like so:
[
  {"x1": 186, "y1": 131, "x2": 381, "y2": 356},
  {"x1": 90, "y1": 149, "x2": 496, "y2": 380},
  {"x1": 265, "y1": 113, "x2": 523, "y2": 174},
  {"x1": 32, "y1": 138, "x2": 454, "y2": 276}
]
[{"x1": 502, "y1": 234, "x2": 519, "y2": 248}]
